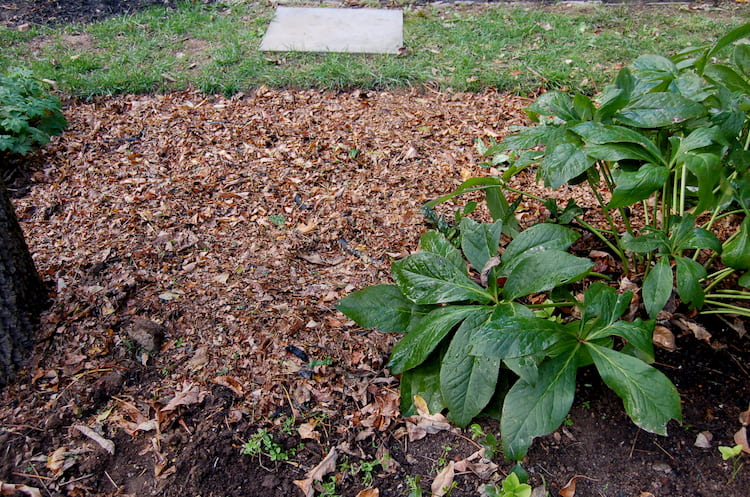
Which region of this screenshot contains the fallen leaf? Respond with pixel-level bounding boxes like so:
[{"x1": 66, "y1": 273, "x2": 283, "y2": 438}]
[
  {"x1": 431, "y1": 461, "x2": 455, "y2": 497},
  {"x1": 297, "y1": 421, "x2": 320, "y2": 441},
  {"x1": 735, "y1": 427, "x2": 750, "y2": 454},
  {"x1": 186, "y1": 346, "x2": 209, "y2": 371},
  {"x1": 73, "y1": 425, "x2": 116, "y2": 454},
  {"x1": 294, "y1": 447, "x2": 339, "y2": 497},
  {"x1": 559, "y1": 475, "x2": 579, "y2": 497},
  {"x1": 653, "y1": 325, "x2": 676, "y2": 352},
  {"x1": 0, "y1": 483, "x2": 42, "y2": 497},
  {"x1": 161, "y1": 382, "x2": 208, "y2": 412},
  {"x1": 454, "y1": 449, "x2": 497, "y2": 479},
  {"x1": 694, "y1": 431, "x2": 713, "y2": 448},
  {"x1": 46, "y1": 447, "x2": 68, "y2": 475},
  {"x1": 355, "y1": 489, "x2": 379, "y2": 497},
  {"x1": 212, "y1": 375, "x2": 245, "y2": 396},
  {"x1": 674, "y1": 317, "x2": 711, "y2": 343}
]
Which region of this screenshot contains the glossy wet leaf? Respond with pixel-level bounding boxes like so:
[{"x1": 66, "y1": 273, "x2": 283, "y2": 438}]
[
  {"x1": 337, "y1": 284, "x2": 432, "y2": 334},
  {"x1": 615, "y1": 93, "x2": 705, "y2": 128},
  {"x1": 388, "y1": 306, "x2": 485, "y2": 374},
  {"x1": 642, "y1": 257, "x2": 673, "y2": 318},
  {"x1": 503, "y1": 250, "x2": 593, "y2": 301},
  {"x1": 441, "y1": 310, "x2": 499, "y2": 427},
  {"x1": 392, "y1": 252, "x2": 493, "y2": 305},
  {"x1": 608, "y1": 163, "x2": 670, "y2": 209},
  {"x1": 588, "y1": 344, "x2": 682, "y2": 435},
  {"x1": 501, "y1": 223, "x2": 580, "y2": 275},
  {"x1": 539, "y1": 143, "x2": 594, "y2": 189},
  {"x1": 460, "y1": 217, "x2": 503, "y2": 273},
  {"x1": 675, "y1": 255, "x2": 707, "y2": 309},
  {"x1": 501, "y1": 354, "x2": 578, "y2": 461}
]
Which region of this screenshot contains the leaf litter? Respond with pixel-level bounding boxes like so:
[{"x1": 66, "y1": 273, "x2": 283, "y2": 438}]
[{"x1": 1, "y1": 86, "x2": 749, "y2": 496}]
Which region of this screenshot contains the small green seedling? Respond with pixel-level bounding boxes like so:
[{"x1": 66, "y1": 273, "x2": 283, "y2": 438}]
[
  {"x1": 470, "y1": 423, "x2": 500, "y2": 460},
  {"x1": 719, "y1": 444, "x2": 745, "y2": 483},
  {"x1": 406, "y1": 475, "x2": 424, "y2": 497},
  {"x1": 241, "y1": 428, "x2": 295, "y2": 462},
  {"x1": 486, "y1": 472, "x2": 532, "y2": 497}
]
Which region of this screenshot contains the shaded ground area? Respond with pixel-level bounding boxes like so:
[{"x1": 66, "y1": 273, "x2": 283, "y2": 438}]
[{"x1": 0, "y1": 87, "x2": 748, "y2": 497}]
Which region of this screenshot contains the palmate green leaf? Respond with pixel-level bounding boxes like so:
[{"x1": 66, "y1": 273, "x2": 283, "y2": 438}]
[
  {"x1": 675, "y1": 255, "x2": 706, "y2": 309},
  {"x1": 642, "y1": 257, "x2": 673, "y2": 319},
  {"x1": 722, "y1": 217, "x2": 750, "y2": 270},
  {"x1": 673, "y1": 127, "x2": 724, "y2": 164},
  {"x1": 599, "y1": 319, "x2": 655, "y2": 359},
  {"x1": 539, "y1": 143, "x2": 594, "y2": 189},
  {"x1": 572, "y1": 122, "x2": 665, "y2": 165},
  {"x1": 608, "y1": 163, "x2": 670, "y2": 209},
  {"x1": 441, "y1": 309, "x2": 499, "y2": 427},
  {"x1": 419, "y1": 230, "x2": 464, "y2": 269},
  {"x1": 588, "y1": 344, "x2": 682, "y2": 435},
  {"x1": 503, "y1": 251, "x2": 593, "y2": 301},
  {"x1": 501, "y1": 223, "x2": 580, "y2": 276},
  {"x1": 336, "y1": 284, "x2": 433, "y2": 334},
  {"x1": 585, "y1": 143, "x2": 661, "y2": 164},
  {"x1": 460, "y1": 217, "x2": 503, "y2": 273},
  {"x1": 392, "y1": 252, "x2": 493, "y2": 305},
  {"x1": 500, "y1": 125, "x2": 550, "y2": 150},
  {"x1": 388, "y1": 306, "x2": 486, "y2": 374},
  {"x1": 400, "y1": 350, "x2": 445, "y2": 417},
  {"x1": 501, "y1": 353, "x2": 578, "y2": 461},
  {"x1": 615, "y1": 93, "x2": 706, "y2": 128}
]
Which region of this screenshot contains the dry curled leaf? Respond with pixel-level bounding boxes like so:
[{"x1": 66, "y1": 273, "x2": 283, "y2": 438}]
[
  {"x1": 735, "y1": 426, "x2": 750, "y2": 454},
  {"x1": 431, "y1": 461, "x2": 455, "y2": 497},
  {"x1": 160, "y1": 382, "x2": 208, "y2": 412},
  {"x1": 694, "y1": 431, "x2": 713, "y2": 449},
  {"x1": 294, "y1": 447, "x2": 339, "y2": 497},
  {"x1": 0, "y1": 483, "x2": 42, "y2": 497},
  {"x1": 653, "y1": 325, "x2": 676, "y2": 351},
  {"x1": 355, "y1": 489, "x2": 379, "y2": 497}
]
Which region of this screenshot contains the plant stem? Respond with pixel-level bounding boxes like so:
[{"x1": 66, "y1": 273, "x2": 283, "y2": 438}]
[
  {"x1": 574, "y1": 216, "x2": 628, "y2": 273},
  {"x1": 704, "y1": 267, "x2": 735, "y2": 293}
]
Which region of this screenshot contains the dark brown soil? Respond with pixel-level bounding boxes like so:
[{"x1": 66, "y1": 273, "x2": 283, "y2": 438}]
[{"x1": 1, "y1": 2, "x2": 749, "y2": 497}]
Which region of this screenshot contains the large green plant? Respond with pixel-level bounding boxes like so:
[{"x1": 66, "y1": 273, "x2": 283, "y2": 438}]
[
  {"x1": 337, "y1": 218, "x2": 681, "y2": 460},
  {"x1": 476, "y1": 23, "x2": 750, "y2": 318},
  {"x1": 0, "y1": 67, "x2": 67, "y2": 159}
]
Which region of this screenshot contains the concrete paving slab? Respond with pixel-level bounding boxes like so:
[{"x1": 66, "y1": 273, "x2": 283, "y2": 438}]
[{"x1": 260, "y1": 7, "x2": 403, "y2": 54}]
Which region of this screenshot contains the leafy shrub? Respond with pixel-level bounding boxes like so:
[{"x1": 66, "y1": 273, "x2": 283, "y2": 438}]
[
  {"x1": 338, "y1": 218, "x2": 681, "y2": 460},
  {"x1": 336, "y1": 23, "x2": 750, "y2": 463},
  {"x1": 477, "y1": 22, "x2": 750, "y2": 318},
  {"x1": 0, "y1": 67, "x2": 67, "y2": 158}
]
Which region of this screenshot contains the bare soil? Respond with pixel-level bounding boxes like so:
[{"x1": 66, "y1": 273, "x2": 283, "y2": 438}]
[{"x1": 1, "y1": 2, "x2": 749, "y2": 497}]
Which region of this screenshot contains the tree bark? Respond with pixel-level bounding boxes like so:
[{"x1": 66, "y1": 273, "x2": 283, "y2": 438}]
[{"x1": 0, "y1": 178, "x2": 45, "y2": 388}]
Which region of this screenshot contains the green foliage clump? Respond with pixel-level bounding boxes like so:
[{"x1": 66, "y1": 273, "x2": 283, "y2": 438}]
[
  {"x1": 337, "y1": 23, "x2": 750, "y2": 464},
  {"x1": 0, "y1": 67, "x2": 67, "y2": 158}
]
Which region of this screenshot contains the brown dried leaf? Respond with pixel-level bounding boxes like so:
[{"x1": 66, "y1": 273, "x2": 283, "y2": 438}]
[
  {"x1": 674, "y1": 317, "x2": 712, "y2": 343},
  {"x1": 735, "y1": 427, "x2": 750, "y2": 454},
  {"x1": 431, "y1": 461, "x2": 455, "y2": 497},
  {"x1": 212, "y1": 375, "x2": 245, "y2": 396},
  {"x1": 694, "y1": 431, "x2": 713, "y2": 448},
  {"x1": 559, "y1": 475, "x2": 579, "y2": 497},
  {"x1": 294, "y1": 447, "x2": 339, "y2": 497},
  {"x1": 73, "y1": 425, "x2": 116, "y2": 454},
  {"x1": 355, "y1": 489, "x2": 379, "y2": 497},
  {"x1": 0, "y1": 483, "x2": 42, "y2": 497},
  {"x1": 46, "y1": 446, "x2": 68, "y2": 475},
  {"x1": 161, "y1": 382, "x2": 208, "y2": 412},
  {"x1": 653, "y1": 325, "x2": 676, "y2": 352},
  {"x1": 297, "y1": 421, "x2": 320, "y2": 441}
]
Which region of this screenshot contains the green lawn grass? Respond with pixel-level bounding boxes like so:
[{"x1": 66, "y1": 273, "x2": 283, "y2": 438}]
[{"x1": 1, "y1": 1, "x2": 747, "y2": 97}]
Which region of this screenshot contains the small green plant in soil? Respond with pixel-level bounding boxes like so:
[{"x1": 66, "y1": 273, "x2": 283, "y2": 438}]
[
  {"x1": 241, "y1": 428, "x2": 295, "y2": 462},
  {"x1": 470, "y1": 423, "x2": 500, "y2": 460},
  {"x1": 0, "y1": 67, "x2": 67, "y2": 158},
  {"x1": 406, "y1": 475, "x2": 424, "y2": 497},
  {"x1": 485, "y1": 472, "x2": 532, "y2": 497},
  {"x1": 719, "y1": 444, "x2": 745, "y2": 483}
]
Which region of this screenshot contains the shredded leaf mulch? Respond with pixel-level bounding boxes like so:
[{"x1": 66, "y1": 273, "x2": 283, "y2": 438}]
[{"x1": 3, "y1": 87, "x2": 749, "y2": 497}]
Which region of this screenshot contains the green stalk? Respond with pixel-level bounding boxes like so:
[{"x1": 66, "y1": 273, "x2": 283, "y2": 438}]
[
  {"x1": 526, "y1": 301, "x2": 577, "y2": 309},
  {"x1": 679, "y1": 163, "x2": 687, "y2": 217},
  {"x1": 574, "y1": 215, "x2": 628, "y2": 273},
  {"x1": 702, "y1": 300, "x2": 750, "y2": 316},
  {"x1": 703, "y1": 266, "x2": 735, "y2": 293}
]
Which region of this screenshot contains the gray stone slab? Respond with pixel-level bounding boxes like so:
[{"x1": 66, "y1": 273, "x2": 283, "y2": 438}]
[{"x1": 260, "y1": 7, "x2": 403, "y2": 54}]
